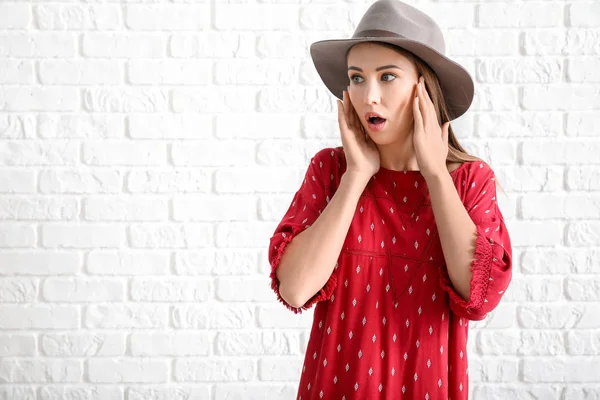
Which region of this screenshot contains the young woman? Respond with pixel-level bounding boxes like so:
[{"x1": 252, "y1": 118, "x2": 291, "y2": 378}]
[{"x1": 268, "y1": 1, "x2": 513, "y2": 398}]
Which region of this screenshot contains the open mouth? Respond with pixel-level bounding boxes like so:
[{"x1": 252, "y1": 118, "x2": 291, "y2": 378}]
[{"x1": 367, "y1": 116, "x2": 387, "y2": 131}]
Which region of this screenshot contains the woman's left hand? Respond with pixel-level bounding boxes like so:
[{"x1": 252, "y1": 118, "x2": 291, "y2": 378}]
[{"x1": 412, "y1": 76, "x2": 450, "y2": 180}]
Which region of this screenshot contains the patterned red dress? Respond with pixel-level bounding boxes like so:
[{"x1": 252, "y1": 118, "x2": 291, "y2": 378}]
[{"x1": 269, "y1": 146, "x2": 512, "y2": 400}]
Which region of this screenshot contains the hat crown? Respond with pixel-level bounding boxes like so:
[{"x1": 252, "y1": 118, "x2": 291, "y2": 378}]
[{"x1": 352, "y1": 0, "x2": 445, "y2": 54}]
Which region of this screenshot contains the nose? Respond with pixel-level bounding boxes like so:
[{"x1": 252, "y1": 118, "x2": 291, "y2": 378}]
[{"x1": 364, "y1": 81, "x2": 381, "y2": 105}]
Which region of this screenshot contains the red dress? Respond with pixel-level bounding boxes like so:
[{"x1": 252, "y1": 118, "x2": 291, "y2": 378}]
[{"x1": 269, "y1": 147, "x2": 512, "y2": 400}]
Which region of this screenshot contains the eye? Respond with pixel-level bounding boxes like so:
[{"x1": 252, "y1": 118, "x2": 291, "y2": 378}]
[
  {"x1": 350, "y1": 74, "x2": 363, "y2": 83},
  {"x1": 382, "y1": 73, "x2": 396, "y2": 81}
]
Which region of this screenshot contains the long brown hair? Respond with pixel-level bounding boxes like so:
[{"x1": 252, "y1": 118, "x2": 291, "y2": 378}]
[{"x1": 353, "y1": 42, "x2": 503, "y2": 193}]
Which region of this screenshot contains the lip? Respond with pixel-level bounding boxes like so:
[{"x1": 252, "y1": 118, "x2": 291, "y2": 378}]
[{"x1": 364, "y1": 111, "x2": 385, "y2": 123}]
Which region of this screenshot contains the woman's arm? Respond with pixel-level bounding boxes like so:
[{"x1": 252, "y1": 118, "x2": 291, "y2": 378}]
[{"x1": 276, "y1": 171, "x2": 369, "y2": 309}]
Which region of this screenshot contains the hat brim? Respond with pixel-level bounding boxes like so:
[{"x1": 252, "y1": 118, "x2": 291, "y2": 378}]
[{"x1": 310, "y1": 37, "x2": 474, "y2": 121}]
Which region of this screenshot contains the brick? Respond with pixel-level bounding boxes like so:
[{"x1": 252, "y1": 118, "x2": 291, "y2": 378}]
[
  {"x1": 82, "y1": 33, "x2": 165, "y2": 58},
  {"x1": 0, "y1": 224, "x2": 36, "y2": 247},
  {"x1": 36, "y1": 5, "x2": 120, "y2": 30},
  {"x1": 83, "y1": 88, "x2": 168, "y2": 112},
  {"x1": 83, "y1": 142, "x2": 166, "y2": 166},
  {"x1": 38, "y1": 114, "x2": 125, "y2": 139},
  {"x1": 41, "y1": 333, "x2": 125, "y2": 356},
  {"x1": 468, "y1": 357, "x2": 518, "y2": 382},
  {"x1": 568, "y1": 3, "x2": 600, "y2": 28},
  {"x1": 566, "y1": 112, "x2": 600, "y2": 137},
  {"x1": 0, "y1": 197, "x2": 78, "y2": 220},
  {"x1": 215, "y1": 60, "x2": 297, "y2": 85},
  {"x1": 0, "y1": 169, "x2": 35, "y2": 193},
  {"x1": 476, "y1": 58, "x2": 562, "y2": 84},
  {"x1": 478, "y1": 3, "x2": 561, "y2": 28},
  {"x1": 0, "y1": 306, "x2": 79, "y2": 329},
  {"x1": 171, "y1": 304, "x2": 253, "y2": 329},
  {"x1": 39, "y1": 60, "x2": 121, "y2": 85},
  {"x1": 0, "y1": 87, "x2": 78, "y2": 111},
  {"x1": 171, "y1": 141, "x2": 254, "y2": 166},
  {"x1": 567, "y1": 57, "x2": 600, "y2": 82},
  {"x1": 173, "y1": 195, "x2": 256, "y2": 221},
  {"x1": 170, "y1": 32, "x2": 254, "y2": 58},
  {"x1": 216, "y1": 277, "x2": 275, "y2": 302},
  {"x1": 171, "y1": 87, "x2": 257, "y2": 113},
  {"x1": 0, "y1": 60, "x2": 34, "y2": 84},
  {"x1": 215, "y1": 168, "x2": 298, "y2": 193},
  {"x1": 174, "y1": 358, "x2": 254, "y2": 382},
  {"x1": 88, "y1": 359, "x2": 168, "y2": 383},
  {"x1": 128, "y1": 114, "x2": 211, "y2": 139},
  {"x1": 87, "y1": 251, "x2": 169, "y2": 275},
  {"x1": 215, "y1": 331, "x2": 301, "y2": 356},
  {"x1": 130, "y1": 332, "x2": 213, "y2": 356},
  {"x1": 0, "y1": 115, "x2": 36, "y2": 139},
  {"x1": 126, "y1": 5, "x2": 209, "y2": 31},
  {"x1": 566, "y1": 222, "x2": 600, "y2": 247},
  {"x1": 0, "y1": 387, "x2": 35, "y2": 400},
  {"x1": 537, "y1": 193, "x2": 600, "y2": 218},
  {"x1": 0, "y1": 334, "x2": 36, "y2": 356},
  {"x1": 39, "y1": 169, "x2": 121, "y2": 194},
  {"x1": 128, "y1": 224, "x2": 212, "y2": 248},
  {"x1": 42, "y1": 278, "x2": 125, "y2": 302},
  {"x1": 0, "y1": 278, "x2": 37, "y2": 302},
  {"x1": 83, "y1": 196, "x2": 168, "y2": 221},
  {"x1": 0, "y1": 33, "x2": 75, "y2": 57},
  {"x1": 258, "y1": 358, "x2": 303, "y2": 381},
  {"x1": 127, "y1": 169, "x2": 211, "y2": 193},
  {"x1": 503, "y1": 276, "x2": 562, "y2": 302},
  {"x1": 0, "y1": 360, "x2": 81, "y2": 383},
  {"x1": 522, "y1": 140, "x2": 600, "y2": 165},
  {"x1": 476, "y1": 112, "x2": 562, "y2": 137},
  {"x1": 214, "y1": 384, "x2": 297, "y2": 400},
  {"x1": 127, "y1": 387, "x2": 209, "y2": 400},
  {"x1": 0, "y1": 251, "x2": 80, "y2": 276},
  {"x1": 39, "y1": 387, "x2": 122, "y2": 400},
  {"x1": 215, "y1": 5, "x2": 297, "y2": 30},
  {"x1": 258, "y1": 87, "x2": 335, "y2": 113},
  {"x1": 566, "y1": 330, "x2": 600, "y2": 356},
  {"x1": 446, "y1": 30, "x2": 518, "y2": 56},
  {"x1": 216, "y1": 114, "x2": 301, "y2": 139},
  {"x1": 522, "y1": 85, "x2": 600, "y2": 110},
  {"x1": 85, "y1": 305, "x2": 168, "y2": 329},
  {"x1": 0, "y1": 141, "x2": 79, "y2": 165},
  {"x1": 523, "y1": 358, "x2": 600, "y2": 382},
  {"x1": 174, "y1": 250, "x2": 258, "y2": 276},
  {"x1": 128, "y1": 60, "x2": 211, "y2": 85},
  {"x1": 521, "y1": 248, "x2": 600, "y2": 275},
  {"x1": 131, "y1": 278, "x2": 211, "y2": 302},
  {"x1": 567, "y1": 167, "x2": 600, "y2": 190},
  {"x1": 518, "y1": 304, "x2": 599, "y2": 329},
  {"x1": 42, "y1": 224, "x2": 125, "y2": 248},
  {"x1": 0, "y1": 4, "x2": 30, "y2": 29}
]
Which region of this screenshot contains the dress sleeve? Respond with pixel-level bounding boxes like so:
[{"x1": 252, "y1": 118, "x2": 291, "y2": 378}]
[
  {"x1": 438, "y1": 161, "x2": 513, "y2": 321},
  {"x1": 268, "y1": 149, "x2": 338, "y2": 314}
]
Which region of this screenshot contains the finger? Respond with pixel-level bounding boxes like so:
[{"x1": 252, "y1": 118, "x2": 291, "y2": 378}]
[
  {"x1": 417, "y1": 83, "x2": 428, "y2": 129},
  {"x1": 442, "y1": 121, "x2": 450, "y2": 145},
  {"x1": 337, "y1": 99, "x2": 348, "y2": 132},
  {"x1": 343, "y1": 90, "x2": 352, "y2": 129},
  {"x1": 419, "y1": 78, "x2": 436, "y2": 122},
  {"x1": 413, "y1": 95, "x2": 423, "y2": 133}
]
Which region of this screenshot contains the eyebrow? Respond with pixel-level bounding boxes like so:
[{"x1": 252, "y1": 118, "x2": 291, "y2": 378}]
[{"x1": 347, "y1": 64, "x2": 403, "y2": 72}]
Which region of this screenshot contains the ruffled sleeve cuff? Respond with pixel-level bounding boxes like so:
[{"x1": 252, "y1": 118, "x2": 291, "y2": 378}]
[
  {"x1": 269, "y1": 226, "x2": 338, "y2": 314},
  {"x1": 439, "y1": 224, "x2": 494, "y2": 321}
]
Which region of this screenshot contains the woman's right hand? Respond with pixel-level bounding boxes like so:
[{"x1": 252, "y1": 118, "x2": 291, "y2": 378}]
[{"x1": 337, "y1": 89, "x2": 380, "y2": 181}]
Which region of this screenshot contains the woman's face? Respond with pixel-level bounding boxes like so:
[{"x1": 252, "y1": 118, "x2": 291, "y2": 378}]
[{"x1": 346, "y1": 42, "x2": 420, "y2": 144}]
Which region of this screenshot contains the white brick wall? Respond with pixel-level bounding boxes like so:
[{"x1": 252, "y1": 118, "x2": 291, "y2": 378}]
[{"x1": 0, "y1": 0, "x2": 598, "y2": 399}]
